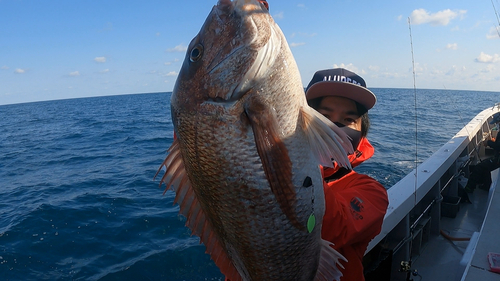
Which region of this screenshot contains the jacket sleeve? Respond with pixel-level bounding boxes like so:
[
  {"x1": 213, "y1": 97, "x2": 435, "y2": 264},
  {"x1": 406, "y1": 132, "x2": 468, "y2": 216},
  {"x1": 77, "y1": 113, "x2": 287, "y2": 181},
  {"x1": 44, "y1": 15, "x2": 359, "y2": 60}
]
[{"x1": 321, "y1": 172, "x2": 388, "y2": 248}]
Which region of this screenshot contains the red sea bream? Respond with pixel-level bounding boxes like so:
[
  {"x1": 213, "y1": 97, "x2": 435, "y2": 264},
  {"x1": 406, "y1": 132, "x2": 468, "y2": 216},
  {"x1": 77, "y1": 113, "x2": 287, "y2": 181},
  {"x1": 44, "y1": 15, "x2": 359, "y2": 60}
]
[{"x1": 157, "y1": 0, "x2": 353, "y2": 280}]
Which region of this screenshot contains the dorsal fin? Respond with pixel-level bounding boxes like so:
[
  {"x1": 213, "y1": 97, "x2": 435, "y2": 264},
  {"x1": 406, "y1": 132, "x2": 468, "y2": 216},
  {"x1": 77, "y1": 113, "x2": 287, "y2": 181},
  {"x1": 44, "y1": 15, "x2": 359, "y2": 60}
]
[{"x1": 156, "y1": 138, "x2": 242, "y2": 281}]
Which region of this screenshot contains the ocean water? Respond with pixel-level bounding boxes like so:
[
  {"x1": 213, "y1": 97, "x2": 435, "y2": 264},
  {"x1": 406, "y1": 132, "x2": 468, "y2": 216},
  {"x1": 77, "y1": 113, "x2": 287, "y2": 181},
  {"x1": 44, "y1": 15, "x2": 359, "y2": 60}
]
[{"x1": 0, "y1": 89, "x2": 499, "y2": 280}]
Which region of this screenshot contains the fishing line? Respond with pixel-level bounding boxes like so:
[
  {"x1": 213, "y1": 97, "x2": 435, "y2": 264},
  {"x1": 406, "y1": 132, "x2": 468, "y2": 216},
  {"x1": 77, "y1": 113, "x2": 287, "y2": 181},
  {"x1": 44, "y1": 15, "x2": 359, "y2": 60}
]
[
  {"x1": 442, "y1": 85, "x2": 469, "y2": 133},
  {"x1": 441, "y1": 85, "x2": 482, "y2": 166}
]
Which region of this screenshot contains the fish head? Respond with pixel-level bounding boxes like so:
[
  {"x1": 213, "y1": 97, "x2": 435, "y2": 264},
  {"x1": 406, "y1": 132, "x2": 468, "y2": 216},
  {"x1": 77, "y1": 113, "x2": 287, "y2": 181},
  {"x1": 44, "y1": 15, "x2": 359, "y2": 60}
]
[{"x1": 172, "y1": 0, "x2": 280, "y2": 109}]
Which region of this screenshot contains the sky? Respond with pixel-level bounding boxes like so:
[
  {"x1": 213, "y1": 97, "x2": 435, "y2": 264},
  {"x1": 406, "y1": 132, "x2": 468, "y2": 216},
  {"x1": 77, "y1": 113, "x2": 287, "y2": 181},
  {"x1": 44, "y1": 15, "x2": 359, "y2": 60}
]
[{"x1": 1, "y1": 0, "x2": 499, "y2": 106}]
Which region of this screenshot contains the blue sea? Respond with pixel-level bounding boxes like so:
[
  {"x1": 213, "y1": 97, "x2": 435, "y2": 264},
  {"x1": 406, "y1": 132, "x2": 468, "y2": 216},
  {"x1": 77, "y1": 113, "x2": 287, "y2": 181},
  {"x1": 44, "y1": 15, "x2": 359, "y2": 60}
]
[{"x1": 1, "y1": 89, "x2": 499, "y2": 281}]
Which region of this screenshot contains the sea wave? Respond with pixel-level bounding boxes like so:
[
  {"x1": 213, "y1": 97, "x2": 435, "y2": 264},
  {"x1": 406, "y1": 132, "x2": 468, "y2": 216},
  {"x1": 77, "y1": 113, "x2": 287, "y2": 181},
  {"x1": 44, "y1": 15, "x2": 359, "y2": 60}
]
[{"x1": 0, "y1": 90, "x2": 498, "y2": 280}]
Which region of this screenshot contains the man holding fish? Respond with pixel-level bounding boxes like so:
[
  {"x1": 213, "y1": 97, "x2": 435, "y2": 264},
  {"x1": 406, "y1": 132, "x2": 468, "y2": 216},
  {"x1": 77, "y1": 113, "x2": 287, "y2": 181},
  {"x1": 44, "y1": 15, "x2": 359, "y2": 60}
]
[
  {"x1": 262, "y1": 1, "x2": 388, "y2": 279},
  {"x1": 306, "y1": 68, "x2": 389, "y2": 280}
]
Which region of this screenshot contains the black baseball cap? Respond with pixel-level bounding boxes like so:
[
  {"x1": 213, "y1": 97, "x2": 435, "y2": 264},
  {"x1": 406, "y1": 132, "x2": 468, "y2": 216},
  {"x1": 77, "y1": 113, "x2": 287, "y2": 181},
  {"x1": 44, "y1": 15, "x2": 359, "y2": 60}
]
[{"x1": 305, "y1": 68, "x2": 376, "y2": 111}]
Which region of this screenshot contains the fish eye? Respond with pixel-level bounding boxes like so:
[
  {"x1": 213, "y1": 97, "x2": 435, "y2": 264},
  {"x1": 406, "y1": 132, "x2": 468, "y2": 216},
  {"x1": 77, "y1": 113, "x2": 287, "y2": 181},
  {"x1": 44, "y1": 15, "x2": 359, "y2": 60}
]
[{"x1": 189, "y1": 44, "x2": 204, "y2": 62}]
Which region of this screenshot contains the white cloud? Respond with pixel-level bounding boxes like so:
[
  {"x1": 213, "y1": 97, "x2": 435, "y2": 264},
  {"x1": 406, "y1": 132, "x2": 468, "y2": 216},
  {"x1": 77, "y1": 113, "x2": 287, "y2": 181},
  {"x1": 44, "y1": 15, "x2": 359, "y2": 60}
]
[
  {"x1": 288, "y1": 32, "x2": 315, "y2": 44},
  {"x1": 486, "y1": 26, "x2": 500, "y2": 40},
  {"x1": 379, "y1": 72, "x2": 404, "y2": 79},
  {"x1": 69, "y1": 71, "x2": 80, "y2": 76},
  {"x1": 166, "y1": 44, "x2": 188, "y2": 53},
  {"x1": 368, "y1": 65, "x2": 380, "y2": 72},
  {"x1": 94, "y1": 57, "x2": 106, "y2": 63},
  {"x1": 100, "y1": 69, "x2": 110, "y2": 73},
  {"x1": 475, "y1": 52, "x2": 500, "y2": 63},
  {"x1": 445, "y1": 65, "x2": 466, "y2": 76},
  {"x1": 166, "y1": 71, "x2": 178, "y2": 77},
  {"x1": 14, "y1": 68, "x2": 26, "y2": 74},
  {"x1": 410, "y1": 9, "x2": 466, "y2": 26},
  {"x1": 1, "y1": 66, "x2": 9, "y2": 70},
  {"x1": 431, "y1": 69, "x2": 444, "y2": 75},
  {"x1": 297, "y1": 4, "x2": 305, "y2": 8},
  {"x1": 332, "y1": 63, "x2": 359, "y2": 73},
  {"x1": 408, "y1": 62, "x2": 425, "y2": 75},
  {"x1": 164, "y1": 59, "x2": 179, "y2": 66},
  {"x1": 446, "y1": 43, "x2": 458, "y2": 50},
  {"x1": 273, "y1": 12, "x2": 284, "y2": 20},
  {"x1": 397, "y1": 15, "x2": 403, "y2": 21},
  {"x1": 298, "y1": 32, "x2": 317, "y2": 37},
  {"x1": 481, "y1": 64, "x2": 496, "y2": 73},
  {"x1": 437, "y1": 43, "x2": 458, "y2": 52},
  {"x1": 156, "y1": 32, "x2": 160, "y2": 37}
]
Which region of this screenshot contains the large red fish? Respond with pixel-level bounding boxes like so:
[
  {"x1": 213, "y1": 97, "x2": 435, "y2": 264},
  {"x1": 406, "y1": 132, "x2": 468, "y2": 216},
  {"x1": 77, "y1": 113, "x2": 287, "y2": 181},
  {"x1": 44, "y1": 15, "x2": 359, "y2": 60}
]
[{"x1": 157, "y1": 0, "x2": 353, "y2": 280}]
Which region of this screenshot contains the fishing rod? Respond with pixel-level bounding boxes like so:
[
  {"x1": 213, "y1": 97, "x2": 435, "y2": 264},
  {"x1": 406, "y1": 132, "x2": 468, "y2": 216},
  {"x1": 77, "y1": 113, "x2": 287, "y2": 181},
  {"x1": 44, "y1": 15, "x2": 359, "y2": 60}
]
[
  {"x1": 403, "y1": 17, "x2": 421, "y2": 281},
  {"x1": 404, "y1": 20, "x2": 474, "y2": 280},
  {"x1": 492, "y1": 0, "x2": 500, "y2": 37},
  {"x1": 408, "y1": 18, "x2": 418, "y2": 206}
]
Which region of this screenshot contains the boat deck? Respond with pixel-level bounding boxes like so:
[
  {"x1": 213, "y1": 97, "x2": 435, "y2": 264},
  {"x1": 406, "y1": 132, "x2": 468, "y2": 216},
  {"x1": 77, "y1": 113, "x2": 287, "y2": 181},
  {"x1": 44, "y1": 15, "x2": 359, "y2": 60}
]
[
  {"x1": 462, "y1": 169, "x2": 500, "y2": 280},
  {"x1": 412, "y1": 169, "x2": 500, "y2": 280}
]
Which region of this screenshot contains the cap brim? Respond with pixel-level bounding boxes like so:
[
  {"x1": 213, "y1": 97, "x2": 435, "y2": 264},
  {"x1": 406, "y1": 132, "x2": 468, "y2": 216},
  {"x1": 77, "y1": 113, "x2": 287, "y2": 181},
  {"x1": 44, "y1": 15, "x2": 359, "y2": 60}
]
[{"x1": 306, "y1": 81, "x2": 376, "y2": 110}]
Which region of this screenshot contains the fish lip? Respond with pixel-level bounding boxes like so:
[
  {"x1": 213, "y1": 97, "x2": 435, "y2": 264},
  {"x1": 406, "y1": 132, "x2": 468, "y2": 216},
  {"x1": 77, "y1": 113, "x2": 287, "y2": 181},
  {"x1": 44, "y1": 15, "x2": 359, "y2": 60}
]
[{"x1": 217, "y1": 0, "x2": 232, "y2": 7}]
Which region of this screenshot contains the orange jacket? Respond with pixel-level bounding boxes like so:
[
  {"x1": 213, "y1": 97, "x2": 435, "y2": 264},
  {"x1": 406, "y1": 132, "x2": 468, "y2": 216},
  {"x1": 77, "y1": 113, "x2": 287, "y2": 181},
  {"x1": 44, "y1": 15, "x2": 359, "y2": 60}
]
[{"x1": 321, "y1": 137, "x2": 388, "y2": 281}]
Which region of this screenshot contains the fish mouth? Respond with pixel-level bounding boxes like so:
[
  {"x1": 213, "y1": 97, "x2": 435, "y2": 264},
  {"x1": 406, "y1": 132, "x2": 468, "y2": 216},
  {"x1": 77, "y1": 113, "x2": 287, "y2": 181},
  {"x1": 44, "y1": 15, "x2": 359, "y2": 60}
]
[
  {"x1": 207, "y1": 0, "x2": 280, "y2": 103},
  {"x1": 216, "y1": 0, "x2": 263, "y2": 13}
]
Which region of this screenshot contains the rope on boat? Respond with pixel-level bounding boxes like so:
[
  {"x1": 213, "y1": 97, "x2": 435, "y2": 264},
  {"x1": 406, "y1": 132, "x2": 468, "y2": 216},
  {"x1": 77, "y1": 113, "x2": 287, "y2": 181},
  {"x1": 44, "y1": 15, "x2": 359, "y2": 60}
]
[{"x1": 440, "y1": 229, "x2": 471, "y2": 242}]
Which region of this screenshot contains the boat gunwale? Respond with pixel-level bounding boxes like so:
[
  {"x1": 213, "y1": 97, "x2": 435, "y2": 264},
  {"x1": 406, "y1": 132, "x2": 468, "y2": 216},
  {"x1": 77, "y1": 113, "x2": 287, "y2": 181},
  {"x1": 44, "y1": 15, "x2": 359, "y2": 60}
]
[{"x1": 367, "y1": 105, "x2": 500, "y2": 254}]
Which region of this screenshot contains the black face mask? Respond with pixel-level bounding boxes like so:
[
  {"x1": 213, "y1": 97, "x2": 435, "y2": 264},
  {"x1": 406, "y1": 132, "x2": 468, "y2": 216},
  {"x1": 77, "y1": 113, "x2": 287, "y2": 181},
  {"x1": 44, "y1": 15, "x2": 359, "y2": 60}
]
[{"x1": 334, "y1": 122, "x2": 361, "y2": 152}]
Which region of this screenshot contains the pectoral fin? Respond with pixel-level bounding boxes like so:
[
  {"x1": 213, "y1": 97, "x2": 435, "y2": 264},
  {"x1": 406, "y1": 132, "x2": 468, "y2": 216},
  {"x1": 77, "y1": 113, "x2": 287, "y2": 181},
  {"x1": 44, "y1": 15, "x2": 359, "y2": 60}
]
[
  {"x1": 299, "y1": 106, "x2": 353, "y2": 168},
  {"x1": 244, "y1": 96, "x2": 305, "y2": 231},
  {"x1": 314, "y1": 239, "x2": 347, "y2": 281}
]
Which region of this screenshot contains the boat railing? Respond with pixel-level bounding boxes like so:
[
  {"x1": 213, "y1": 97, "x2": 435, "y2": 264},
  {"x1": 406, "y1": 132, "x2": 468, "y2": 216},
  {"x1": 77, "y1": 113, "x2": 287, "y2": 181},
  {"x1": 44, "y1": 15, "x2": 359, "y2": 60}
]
[{"x1": 364, "y1": 105, "x2": 500, "y2": 280}]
